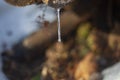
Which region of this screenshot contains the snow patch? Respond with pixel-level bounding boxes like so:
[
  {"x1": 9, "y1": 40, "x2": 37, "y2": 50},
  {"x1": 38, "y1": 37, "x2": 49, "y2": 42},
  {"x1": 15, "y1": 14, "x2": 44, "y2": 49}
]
[{"x1": 0, "y1": 0, "x2": 56, "y2": 80}]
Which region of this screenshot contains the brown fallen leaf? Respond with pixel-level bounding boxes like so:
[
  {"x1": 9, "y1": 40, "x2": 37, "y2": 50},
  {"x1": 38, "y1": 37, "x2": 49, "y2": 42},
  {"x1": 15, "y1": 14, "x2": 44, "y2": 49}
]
[{"x1": 74, "y1": 52, "x2": 98, "y2": 80}]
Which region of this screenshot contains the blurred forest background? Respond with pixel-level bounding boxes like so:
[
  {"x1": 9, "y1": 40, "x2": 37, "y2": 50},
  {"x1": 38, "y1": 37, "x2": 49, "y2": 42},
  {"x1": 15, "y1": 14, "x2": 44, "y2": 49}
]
[{"x1": 0, "y1": 0, "x2": 120, "y2": 80}]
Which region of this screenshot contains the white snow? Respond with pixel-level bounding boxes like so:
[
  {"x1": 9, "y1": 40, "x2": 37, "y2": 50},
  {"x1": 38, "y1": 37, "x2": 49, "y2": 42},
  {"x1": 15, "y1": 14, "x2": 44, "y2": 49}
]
[
  {"x1": 0, "y1": 0, "x2": 56, "y2": 79},
  {"x1": 102, "y1": 62, "x2": 120, "y2": 80}
]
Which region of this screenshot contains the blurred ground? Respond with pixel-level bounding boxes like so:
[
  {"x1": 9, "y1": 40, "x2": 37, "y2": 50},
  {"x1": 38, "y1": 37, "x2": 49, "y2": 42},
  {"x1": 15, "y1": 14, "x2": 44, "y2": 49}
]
[{"x1": 0, "y1": 0, "x2": 120, "y2": 80}]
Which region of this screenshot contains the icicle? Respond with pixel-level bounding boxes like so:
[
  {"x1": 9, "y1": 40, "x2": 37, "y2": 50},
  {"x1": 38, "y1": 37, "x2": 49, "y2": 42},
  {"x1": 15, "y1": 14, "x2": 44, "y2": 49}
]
[{"x1": 57, "y1": 8, "x2": 61, "y2": 42}]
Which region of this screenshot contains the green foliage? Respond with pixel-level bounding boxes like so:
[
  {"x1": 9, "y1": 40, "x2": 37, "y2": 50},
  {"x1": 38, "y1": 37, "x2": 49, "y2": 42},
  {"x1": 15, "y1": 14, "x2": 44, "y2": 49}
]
[
  {"x1": 76, "y1": 22, "x2": 92, "y2": 44},
  {"x1": 31, "y1": 74, "x2": 41, "y2": 80}
]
